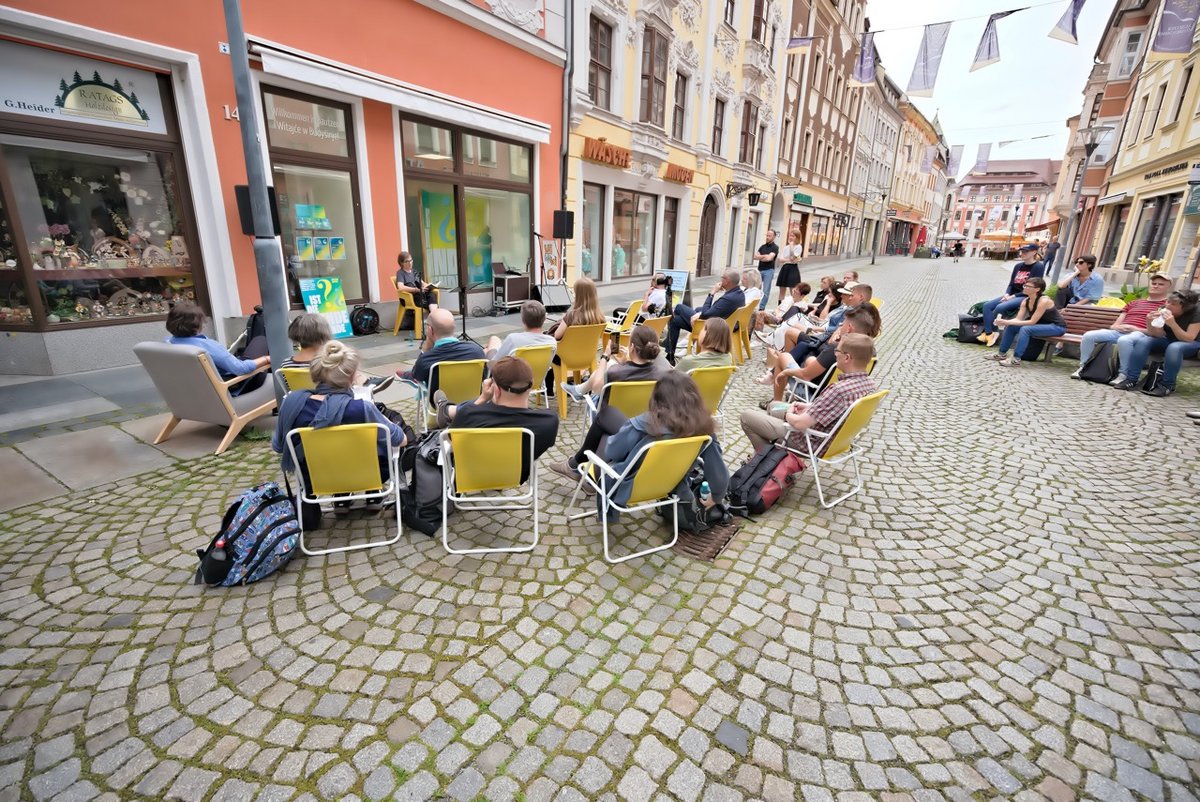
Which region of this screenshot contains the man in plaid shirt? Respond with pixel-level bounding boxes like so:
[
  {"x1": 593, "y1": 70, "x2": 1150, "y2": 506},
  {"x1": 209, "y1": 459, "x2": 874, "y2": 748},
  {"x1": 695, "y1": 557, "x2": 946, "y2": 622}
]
[{"x1": 740, "y1": 333, "x2": 877, "y2": 451}]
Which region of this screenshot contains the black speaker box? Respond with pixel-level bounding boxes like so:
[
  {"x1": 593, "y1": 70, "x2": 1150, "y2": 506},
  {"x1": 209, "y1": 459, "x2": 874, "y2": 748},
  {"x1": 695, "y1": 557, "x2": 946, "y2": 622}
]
[
  {"x1": 553, "y1": 209, "x2": 575, "y2": 240},
  {"x1": 235, "y1": 185, "x2": 282, "y2": 236},
  {"x1": 537, "y1": 283, "x2": 572, "y2": 312}
]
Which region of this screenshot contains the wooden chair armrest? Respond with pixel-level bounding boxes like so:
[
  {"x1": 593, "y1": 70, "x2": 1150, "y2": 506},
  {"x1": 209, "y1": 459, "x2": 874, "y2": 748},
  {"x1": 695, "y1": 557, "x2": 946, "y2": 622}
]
[{"x1": 221, "y1": 362, "x2": 270, "y2": 387}]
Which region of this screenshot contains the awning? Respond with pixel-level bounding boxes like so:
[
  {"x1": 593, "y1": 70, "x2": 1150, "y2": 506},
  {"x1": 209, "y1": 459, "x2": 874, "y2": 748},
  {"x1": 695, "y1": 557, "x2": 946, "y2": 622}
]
[
  {"x1": 1096, "y1": 192, "x2": 1128, "y2": 207},
  {"x1": 1025, "y1": 220, "x2": 1059, "y2": 232}
]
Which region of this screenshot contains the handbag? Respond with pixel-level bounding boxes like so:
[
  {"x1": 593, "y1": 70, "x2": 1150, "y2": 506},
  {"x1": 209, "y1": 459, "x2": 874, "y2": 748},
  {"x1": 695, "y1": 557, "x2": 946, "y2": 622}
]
[
  {"x1": 1079, "y1": 341, "x2": 1119, "y2": 383},
  {"x1": 956, "y1": 314, "x2": 985, "y2": 344}
]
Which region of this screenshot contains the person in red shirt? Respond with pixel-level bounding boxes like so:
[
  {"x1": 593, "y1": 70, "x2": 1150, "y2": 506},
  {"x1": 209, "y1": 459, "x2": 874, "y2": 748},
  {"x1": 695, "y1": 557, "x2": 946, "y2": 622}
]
[{"x1": 1071, "y1": 273, "x2": 1172, "y2": 379}]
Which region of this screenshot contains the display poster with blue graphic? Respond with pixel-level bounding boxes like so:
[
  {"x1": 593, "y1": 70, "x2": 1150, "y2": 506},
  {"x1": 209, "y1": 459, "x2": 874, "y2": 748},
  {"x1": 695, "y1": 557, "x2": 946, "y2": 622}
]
[{"x1": 299, "y1": 277, "x2": 352, "y2": 339}]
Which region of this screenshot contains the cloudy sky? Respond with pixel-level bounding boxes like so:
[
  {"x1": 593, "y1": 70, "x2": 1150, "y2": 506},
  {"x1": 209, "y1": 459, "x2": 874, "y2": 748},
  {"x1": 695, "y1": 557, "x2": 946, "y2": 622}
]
[{"x1": 864, "y1": 0, "x2": 1120, "y2": 176}]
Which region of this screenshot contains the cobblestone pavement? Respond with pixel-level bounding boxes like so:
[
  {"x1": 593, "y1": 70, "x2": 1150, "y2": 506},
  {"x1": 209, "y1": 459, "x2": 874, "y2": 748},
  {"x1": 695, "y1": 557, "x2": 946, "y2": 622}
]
[{"x1": 2, "y1": 257, "x2": 1198, "y2": 802}]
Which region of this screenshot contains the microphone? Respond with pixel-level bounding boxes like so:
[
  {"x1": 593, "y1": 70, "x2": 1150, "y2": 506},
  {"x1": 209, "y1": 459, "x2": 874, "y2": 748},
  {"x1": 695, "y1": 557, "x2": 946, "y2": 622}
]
[{"x1": 532, "y1": 231, "x2": 545, "y2": 239}]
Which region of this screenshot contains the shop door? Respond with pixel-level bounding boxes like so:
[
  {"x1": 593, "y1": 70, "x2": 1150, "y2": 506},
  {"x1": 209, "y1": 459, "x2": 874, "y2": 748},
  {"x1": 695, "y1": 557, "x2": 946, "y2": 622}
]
[{"x1": 696, "y1": 196, "x2": 717, "y2": 277}]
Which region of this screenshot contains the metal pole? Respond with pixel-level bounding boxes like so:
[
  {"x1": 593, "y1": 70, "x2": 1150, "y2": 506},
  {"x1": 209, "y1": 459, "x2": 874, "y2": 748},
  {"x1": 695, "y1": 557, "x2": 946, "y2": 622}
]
[
  {"x1": 871, "y1": 193, "x2": 886, "y2": 265},
  {"x1": 223, "y1": 0, "x2": 292, "y2": 403},
  {"x1": 1052, "y1": 145, "x2": 1091, "y2": 285}
]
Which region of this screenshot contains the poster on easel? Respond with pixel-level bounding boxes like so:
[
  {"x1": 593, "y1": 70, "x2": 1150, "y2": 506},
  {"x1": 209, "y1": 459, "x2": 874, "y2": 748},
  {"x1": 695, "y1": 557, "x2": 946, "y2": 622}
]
[
  {"x1": 541, "y1": 240, "x2": 560, "y2": 281},
  {"x1": 299, "y1": 276, "x2": 352, "y2": 338}
]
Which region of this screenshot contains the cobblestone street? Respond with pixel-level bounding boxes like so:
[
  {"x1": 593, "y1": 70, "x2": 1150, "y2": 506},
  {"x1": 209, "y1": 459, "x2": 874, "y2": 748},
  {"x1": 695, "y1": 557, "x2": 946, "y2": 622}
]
[{"x1": 1, "y1": 256, "x2": 1198, "y2": 802}]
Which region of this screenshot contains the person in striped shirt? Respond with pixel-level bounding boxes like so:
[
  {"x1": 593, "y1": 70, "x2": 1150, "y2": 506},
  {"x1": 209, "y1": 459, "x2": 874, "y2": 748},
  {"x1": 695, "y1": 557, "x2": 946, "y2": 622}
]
[{"x1": 1071, "y1": 273, "x2": 1172, "y2": 380}]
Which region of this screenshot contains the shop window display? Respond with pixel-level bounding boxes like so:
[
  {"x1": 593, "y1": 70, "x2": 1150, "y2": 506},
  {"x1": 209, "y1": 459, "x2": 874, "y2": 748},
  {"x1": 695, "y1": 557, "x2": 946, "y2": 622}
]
[
  {"x1": 3, "y1": 134, "x2": 193, "y2": 325},
  {"x1": 0, "y1": 195, "x2": 30, "y2": 326},
  {"x1": 582, "y1": 183, "x2": 605, "y2": 279},
  {"x1": 612, "y1": 189, "x2": 655, "y2": 277}
]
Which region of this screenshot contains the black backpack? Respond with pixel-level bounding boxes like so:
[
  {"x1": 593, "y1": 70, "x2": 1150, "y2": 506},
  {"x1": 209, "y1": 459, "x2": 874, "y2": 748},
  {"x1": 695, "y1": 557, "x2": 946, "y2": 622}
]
[
  {"x1": 659, "y1": 460, "x2": 730, "y2": 534},
  {"x1": 350, "y1": 305, "x2": 380, "y2": 336},
  {"x1": 956, "y1": 314, "x2": 985, "y2": 343},
  {"x1": 399, "y1": 431, "x2": 449, "y2": 537},
  {"x1": 727, "y1": 445, "x2": 805, "y2": 515},
  {"x1": 1079, "y1": 341, "x2": 1119, "y2": 383},
  {"x1": 234, "y1": 305, "x2": 266, "y2": 357}
]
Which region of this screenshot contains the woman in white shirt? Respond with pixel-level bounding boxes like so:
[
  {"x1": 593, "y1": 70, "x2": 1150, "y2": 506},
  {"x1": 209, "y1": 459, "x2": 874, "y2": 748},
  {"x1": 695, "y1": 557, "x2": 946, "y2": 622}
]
[
  {"x1": 774, "y1": 230, "x2": 804, "y2": 305},
  {"x1": 741, "y1": 268, "x2": 763, "y2": 308}
]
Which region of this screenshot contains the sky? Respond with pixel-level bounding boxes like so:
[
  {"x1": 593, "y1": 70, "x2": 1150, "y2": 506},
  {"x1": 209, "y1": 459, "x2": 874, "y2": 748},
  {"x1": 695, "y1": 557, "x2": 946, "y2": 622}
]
[{"x1": 864, "y1": 0, "x2": 1120, "y2": 177}]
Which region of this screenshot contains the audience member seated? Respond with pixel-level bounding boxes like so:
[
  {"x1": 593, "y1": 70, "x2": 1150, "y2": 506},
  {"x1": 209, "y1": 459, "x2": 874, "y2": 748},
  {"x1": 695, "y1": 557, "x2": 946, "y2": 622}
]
[
  {"x1": 550, "y1": 276, "x2": 606, "y2": 340},
  {"x1": 433, "y1": 356, "x2": 559, "y2": 480},
  {"x1": 676, "y1": 318, "x2": 734, "y2": 373},
  {"x1": 754, "y1": 282, "x2": 812, "y2": 334},
  {"x1": 273, "y1": 341, "x2": 407, "y2": 517},
  {"x1": 283, "y1": 312, "x2": 392, "y2": 393},
  {"x1": 758, "y1": 305, "x2": 881, "y2": 403},
  {"x1": 612, "y1": 274, "x2": 670, "y2": 321},
  {"x1": 1111, "y1": 290, "x2": 1200, "y2": 395},
  {"x1": 486, "y1": 300, "x2": 557, "y2": 362},
  {"x1": 842, "y1": 270, "x2": 860, "y2": 285},
  {"x1": 166, "y1": 300, "x2": 269, "y2": 395},
  {"x1": 662, "y1": 268, "x2": 746, "y2": 364},
  {"x1": 399, "y1": 308, "x2": 486, "y2": 385},
  {"x1": 1071, "y1": 273, "x2": 1171, "y2": 380},
  {"x1": 809, "y1": 275, "x2": 837, "y2": 316},
  {"x1": 739, "y1": 333, "x2": 878, "y2": 452},
  {"x1": 395, "y1": 250, "x2": 439, "y2": 310},
  {"x1": 741, "y1": 268, "x2": 764, "y2": 309},
  {"x1": 1054, "y1": 254, "x2": 1104, "y2": 309},
  {"x1": 984, "y1": 277, "x2": 1065, "y2": 367},
  {"x1": 978, "y1": 244, "x2": 1045, "y2": 347},
  {"x1": 561, "y1": 325, "x2": 672, "y2": 403},
  {"x1": 784, "y1": 282, "x2": 871, "y2": 361}
]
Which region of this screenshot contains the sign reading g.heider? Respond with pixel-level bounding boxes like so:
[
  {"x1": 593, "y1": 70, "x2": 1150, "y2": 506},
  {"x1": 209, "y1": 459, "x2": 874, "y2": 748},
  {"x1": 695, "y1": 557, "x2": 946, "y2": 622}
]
[{"x1": 0, "y1": 39, "x2": 166, "y2": 135}]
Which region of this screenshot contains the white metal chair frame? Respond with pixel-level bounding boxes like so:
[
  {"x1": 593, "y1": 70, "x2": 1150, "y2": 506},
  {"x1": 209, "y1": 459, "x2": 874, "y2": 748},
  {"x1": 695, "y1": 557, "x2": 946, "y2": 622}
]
[
  {"x1": 402, "y1": 359, "x2": 486, "y2": 433},
  {"x1": 285, "y1": 423, "x2": 403, "y2": 556},
  {"x1": 581, "y1": 379, "x2": 657, "y2": 426},
  {"x1": 687, "y1": 366, "x2": 736, "y2": 446},
  {"x1": 567, "y1": 436, "x2": 711, "y2": 564},
  {"x1": 440, "y1": 427, "x2": 539, "y2": 555},
  {"x1": 784, "y1": 366, "x2": 836, "y2": 404},
  {"x1": 778, "y1": 392, "x2": 885, "y2": 509}
]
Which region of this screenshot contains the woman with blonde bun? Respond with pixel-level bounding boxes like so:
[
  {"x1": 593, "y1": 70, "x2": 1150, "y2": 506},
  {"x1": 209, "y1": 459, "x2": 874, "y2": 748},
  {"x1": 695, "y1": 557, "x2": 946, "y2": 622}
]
[{"x1": 272, "y1": 341, "x2": 407, "y2": 519}]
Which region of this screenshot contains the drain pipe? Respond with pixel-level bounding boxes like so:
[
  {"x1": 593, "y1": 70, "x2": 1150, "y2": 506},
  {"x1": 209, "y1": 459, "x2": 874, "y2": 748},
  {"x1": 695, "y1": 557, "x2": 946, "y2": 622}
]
[{"x1": 559, "y1": 0, "x2": 575, "y2": 276}]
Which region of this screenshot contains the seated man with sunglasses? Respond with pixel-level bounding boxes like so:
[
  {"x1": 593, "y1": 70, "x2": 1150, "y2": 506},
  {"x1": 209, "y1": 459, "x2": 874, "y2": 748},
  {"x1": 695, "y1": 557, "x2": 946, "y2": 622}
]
[{"x1": 1054, "y1": 254, "x2": 1105, "y2": 309}]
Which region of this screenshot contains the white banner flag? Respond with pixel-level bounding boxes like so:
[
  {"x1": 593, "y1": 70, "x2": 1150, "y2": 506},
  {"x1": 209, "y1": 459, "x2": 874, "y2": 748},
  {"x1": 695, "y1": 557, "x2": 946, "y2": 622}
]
[
  {"x1": 947, "y1": 144, "x2": 964, "y2": 176},
  {"x1": 1049, "y1": 0, "x2": 1087, "y2": 44},
  {"x1": 971, "y1": 10, "x2": 1019, "y2": 71},
  {"x1": 972, "y1": 143, "x2": 992, "y2": 173},
  {"x1": 907, "y1": 22, "x2": 952, "y2": 97}
]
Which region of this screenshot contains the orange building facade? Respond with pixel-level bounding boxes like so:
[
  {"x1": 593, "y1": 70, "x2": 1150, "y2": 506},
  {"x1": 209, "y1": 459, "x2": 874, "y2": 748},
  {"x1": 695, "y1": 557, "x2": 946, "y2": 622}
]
[{"x1": 0, "y1": 1, "x2": 566, "y2": 374}]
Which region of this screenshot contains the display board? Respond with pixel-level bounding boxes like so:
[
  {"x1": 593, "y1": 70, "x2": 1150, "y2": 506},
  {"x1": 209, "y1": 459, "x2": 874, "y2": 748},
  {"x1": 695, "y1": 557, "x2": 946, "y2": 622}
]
[{"x1": 299, "y1": 276, "x2": 352, "y2": 338}]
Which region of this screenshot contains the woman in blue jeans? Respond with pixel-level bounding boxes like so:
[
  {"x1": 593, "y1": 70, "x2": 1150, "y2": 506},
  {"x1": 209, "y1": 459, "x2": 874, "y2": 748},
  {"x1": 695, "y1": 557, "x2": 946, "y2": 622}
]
[
  {"x1": 1113, "y1": 290, "x2": 1200, "y2": 394},
  {"x1": 984, "y1": 277, "x2": 1065, "y2": 367}
]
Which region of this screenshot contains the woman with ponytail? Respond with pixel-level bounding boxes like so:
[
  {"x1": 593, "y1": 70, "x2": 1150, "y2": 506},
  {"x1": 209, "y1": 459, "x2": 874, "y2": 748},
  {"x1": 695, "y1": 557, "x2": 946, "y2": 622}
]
[
  {"x1": 272, "y1": 341, "x2": 408, "y2": 518},
  {"x1": 560, "y1": 324, "x2": 671, "y2": 403}
]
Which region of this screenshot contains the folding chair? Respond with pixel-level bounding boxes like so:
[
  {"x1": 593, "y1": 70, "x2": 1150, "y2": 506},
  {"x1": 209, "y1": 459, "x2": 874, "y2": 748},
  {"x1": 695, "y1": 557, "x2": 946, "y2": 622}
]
[
  {"x1": 688, "y1": 365, "x2": 736, "y2": 442},
  {"x1": 568, "y1": 435, "x2": 710, "y2": 563},
  {"x1": 869, "y1": 297, "x2": 883, "y2": 310},
  {"x1": 277, "y1": 366, "x2": 315, "y2": 394},
  {"x1": 552, "y1": 323, "x2": 606, "y2": 419},
  {"x1": 391, "y1": 278, "x2": 440, "y2": 339},
  {"x1": 285, "y1": 423, "x2": 403, "y2": 555},
  {"x1": 684, "y1": 319, "x2": 707, "y2": 356},
  {"x1": 583, "y1": 380, "x2": 657, "y2": 425},
  {"x1": 781, "y1": 389, "x2": 890, "y2": 508},
  {"x1": 410, "y1": 359, "x2": 487, "y2": 432},
  {"x1": 513, "y1": 344, "x2": 556, "y2": 409},
  {"x1": 606, "y1": 299, "x2": 643, "y2": 333},
  {"x1": 440, "y1": 427, "x2": 539, "y2": 555},
  {"x1": 618, "y1": 314, "x2": 669, "y2": 352},
  {"x1": 728, "y1": 301, "x2": 758, "y2": 365},
  {"x1": 785, "y1": 356, "x2": 877, "y2": 404}
]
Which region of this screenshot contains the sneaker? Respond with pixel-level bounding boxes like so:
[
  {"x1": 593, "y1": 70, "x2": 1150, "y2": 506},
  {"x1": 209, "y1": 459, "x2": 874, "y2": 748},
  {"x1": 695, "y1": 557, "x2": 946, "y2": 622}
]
[
  {"x1": 998, "y1": 357, "x2": 1021, "y2": 367},
  {"x1": 333, "y1": 501, "x2": 351, "y2": 517},
  {"x1": 984, "y1": 352, "x2": 1007, "y2": 361},
  {"x1": 1186, "y1": 410, "x2": 1200, "y2": 419},
  {"x1": 986, "y1": 331, "x2": 1000, "y2": 348},
  {"x1": 756, "y1": 371, "x2": 775, "y2": 386},
  {"x1": 1144, "y1": 384, "x2": 1175, "y2": 397},
  {"x1": 365, "y1": 375, "x2": 395, "y2": 393},
  {"x1": 1109, "y1": 374, "x2": 1129, "y2": 387},
  {"x1": 433, "y1": 389, "x2": 452, "y2": 429},
  {"x1": 561, "y1": 383, "x2": 587, "y2": 403},
  {"x1": 1069, "y1": 369, "x2": 1082, "y2": 380},
  {"x1": 753, "y1": 330, "x2": 773, "y2": 346},
  {"x1": 363, "y1": 501, "x2": 384, "y2": 514},
  {"x1": 975, "y1": 332, "x2": 990, "y2": 344},
  {"x1": 1052, "y1": 344, "x2": 1064, "y2": 357},
  {"x1": 1114, "y1": 379, "x2": 1139, "y2": 391}
]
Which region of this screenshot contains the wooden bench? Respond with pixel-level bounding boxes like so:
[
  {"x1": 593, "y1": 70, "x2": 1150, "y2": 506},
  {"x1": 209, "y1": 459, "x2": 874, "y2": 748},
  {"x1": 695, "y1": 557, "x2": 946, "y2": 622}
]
[{"x1": 1039, "y1": 305, "x2": 1122, "y2": 362}]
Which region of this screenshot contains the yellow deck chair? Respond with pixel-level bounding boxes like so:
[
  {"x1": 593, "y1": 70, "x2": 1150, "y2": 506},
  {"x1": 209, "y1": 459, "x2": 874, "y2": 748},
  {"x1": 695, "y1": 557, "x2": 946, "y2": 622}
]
[
  {"x1": 785, "y1": 356, "x2": 877, "y2": 404},
  {"x1": 415, "y1": 359, "x2": 487, "y2": 432},
  {"x1": 728, "y1": 301, "x2": 758, "y2": 365},
  {"x1": 685, "y1": 319, "x2": 707, "y2": 355},
  {"x1": 869, "y1": 297, "x2": 883, "y2": 310},
  {"x1": 583, "y1": 380, "x2": 657, "y2": 425},
  {"x1": 391, "y1": 277, "x2": 440, "y2": 339},
  {"x1": 606, "y1": 299, "x2": 643, "y2": 334},
  {"x1": 688, "y1": 365, "x2": 736, "y2": 442},
  {"x1": 783, "y1": 389, "x2": 889, "y2": 508},
  {"x1": 619, "y1": 314, "x2": 669, "y2": 352},
  {"x1": 552, "y1": 323, "x2": 606, "y2": 419},
  {"x1": 513, "y1": 344, "x2": 556, "y2": 408},
  {"x1": 568, "y1": 435, "x2": 711, "y2": 563},
  {"x1": 440, "y1": 427, "x2": 539, "y2": 555},
  {"x1": 277, "y1": 366, "x2": 315, "y2": 394},
  {"x1": 285, "y1": 423, "x2": 403, "y2": 555}
]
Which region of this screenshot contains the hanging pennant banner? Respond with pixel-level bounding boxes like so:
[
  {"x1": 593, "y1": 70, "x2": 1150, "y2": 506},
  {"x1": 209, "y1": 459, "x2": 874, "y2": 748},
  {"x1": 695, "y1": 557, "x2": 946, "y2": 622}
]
[
  {"x1": 971, "y1": 10, "x2": 1020, "y2": 71},
  {"x1": 907, "y1": 22, "x2": 953, "y2": 97},
  {"x1": 947, "y1": 144, "x2": 964, "y2": 176},
  {"x1": 972, "y1": 143, "x2": 992, "y2": 173},
  {"x1": 850, "y1": 32, "x2": 876, "y2": 87},
  {"x1": 786, "y1": 36, "x2": 813, "y2": 54},
  {"x1": 1049, "y1": 0, "x2": 1088, "y2": 44},
  {"x1": 1149, "y1": 0, "x2": 1200, "y2": 60},
  {"x1": 920, "y1": 145, "x2": 935, "y2": 174}
]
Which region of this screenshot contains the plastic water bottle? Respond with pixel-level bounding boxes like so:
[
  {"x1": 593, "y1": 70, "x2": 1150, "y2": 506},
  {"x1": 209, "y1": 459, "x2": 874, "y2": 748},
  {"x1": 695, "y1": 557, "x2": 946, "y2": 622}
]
[
  {"x1": 699, "y1": 481, "x2": 711, "y2": 504},
  {"x1": 211, "y1": 538, "x2": 228, "y2": 563}
]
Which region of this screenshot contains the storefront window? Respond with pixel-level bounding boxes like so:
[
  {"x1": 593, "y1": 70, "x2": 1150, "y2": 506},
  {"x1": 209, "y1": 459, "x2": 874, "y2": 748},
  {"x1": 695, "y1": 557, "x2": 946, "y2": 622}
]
[
  {"x1": 613, "y1": 189, "x2": 656, "y2": 277},
  {"x1": 463, "y1": 135, "x2": 530, "y2": 183},
  {"x1": 265, "y1": 89, "x2": 366, "y2": 307},
  {"x1": 1102, "y1": 204, "x2": 1129, "y2": 267},
  {"x1": 582, "y1": 183, "x2": 605, "y2": 279},
  {"x1": 3, "y1": 133, "x2": 193, "y2": 325},
  {"x1": 661, "y1": 197, "x2": 678, "y2": 271},
  {"x1": 275, "y1": 163, "x2": 363, "y2": 303},
  {"x1": 402, "y1": 121, "x2": 454, "y2": 173},
  {"x1": 810, "y1": 216, "x2": 829, "y2": 255},
  {"x1": 405, "y1": 180, "x2": 460, "y2": 290},
  {"x1": 1128, "y1": 193, "x2": 1183, "y2": 266},
  {"x1": 0, "y1": 194, "x2": 31, "y2": 326},
  {"x1": 464, "y1": 187, "x2": 531, "y2": 283},
  {"x1": 726, "y1": 206, "x2": 740, "y2": 268},
  {"x1": 744, "y1": 211, "x2": 760, "y2": 266}
]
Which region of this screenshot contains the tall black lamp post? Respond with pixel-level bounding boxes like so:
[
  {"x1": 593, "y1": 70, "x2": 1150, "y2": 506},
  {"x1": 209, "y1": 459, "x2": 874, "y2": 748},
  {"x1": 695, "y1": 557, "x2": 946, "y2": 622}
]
[{"x1": 1053, "y1": 124, "x2": 1114, "y2": 283}]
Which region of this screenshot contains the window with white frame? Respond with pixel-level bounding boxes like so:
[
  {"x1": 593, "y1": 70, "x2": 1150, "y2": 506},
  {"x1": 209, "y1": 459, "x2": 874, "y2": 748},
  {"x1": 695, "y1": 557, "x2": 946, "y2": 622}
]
[
  {"x1": 1116, "y1": 31, "x2": 1143, "y2": 79},
  {"x1": 672, "y1": 73, "x2": 688, "y2": 140}
]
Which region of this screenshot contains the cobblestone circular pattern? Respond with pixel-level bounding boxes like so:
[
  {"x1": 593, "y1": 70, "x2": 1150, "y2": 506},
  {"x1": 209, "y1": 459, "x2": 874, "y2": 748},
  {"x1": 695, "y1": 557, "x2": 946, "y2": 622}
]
[{"x1": 1, "y1": 257, "x2": 1198, "y2": 802}]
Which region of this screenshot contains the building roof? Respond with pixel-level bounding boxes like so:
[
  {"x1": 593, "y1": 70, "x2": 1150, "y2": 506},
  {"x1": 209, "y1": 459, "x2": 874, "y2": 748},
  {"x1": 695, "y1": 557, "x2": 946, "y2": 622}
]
[{"x1": 958, "y1": 158, "x2": 1062, "y2": 188}]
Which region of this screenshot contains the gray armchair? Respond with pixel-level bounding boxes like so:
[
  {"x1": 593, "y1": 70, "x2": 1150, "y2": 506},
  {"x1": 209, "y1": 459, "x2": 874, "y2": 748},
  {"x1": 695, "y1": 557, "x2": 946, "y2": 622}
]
[{"x1": 134, "y1": 342, "x2": 277, "y2": 455}]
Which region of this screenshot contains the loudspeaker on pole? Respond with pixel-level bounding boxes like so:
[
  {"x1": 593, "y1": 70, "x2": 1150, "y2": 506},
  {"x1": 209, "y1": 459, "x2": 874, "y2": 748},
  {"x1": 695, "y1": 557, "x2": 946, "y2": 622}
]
[{"x1": 553, "y1": 210, "x2": 575, "y2": 240}]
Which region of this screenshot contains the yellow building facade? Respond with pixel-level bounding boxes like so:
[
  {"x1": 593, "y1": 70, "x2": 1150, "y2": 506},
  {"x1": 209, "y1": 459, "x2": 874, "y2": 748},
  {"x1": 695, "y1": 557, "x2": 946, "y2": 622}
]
[{"x1": 565, "y1": 0, "x2": 789, "y2": 297}]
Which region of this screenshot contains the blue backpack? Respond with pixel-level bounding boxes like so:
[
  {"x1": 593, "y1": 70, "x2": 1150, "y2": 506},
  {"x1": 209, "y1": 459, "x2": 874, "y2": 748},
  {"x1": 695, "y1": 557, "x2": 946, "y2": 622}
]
[{"x1": 196, "y1": 482, "x2": 299, "y2": 586}]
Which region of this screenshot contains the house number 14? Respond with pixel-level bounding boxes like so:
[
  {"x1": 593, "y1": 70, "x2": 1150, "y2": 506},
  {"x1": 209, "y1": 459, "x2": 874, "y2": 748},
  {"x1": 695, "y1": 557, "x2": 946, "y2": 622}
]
[{"x1": 222, "y1": 105, "x2": 240, "y2": 120}]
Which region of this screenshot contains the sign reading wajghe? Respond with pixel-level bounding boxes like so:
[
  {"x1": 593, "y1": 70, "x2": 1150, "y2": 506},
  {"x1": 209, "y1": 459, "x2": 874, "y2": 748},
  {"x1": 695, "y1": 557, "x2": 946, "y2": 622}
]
[{"x1": 582, "y1": 137, "x2": 632, "y2": 168}]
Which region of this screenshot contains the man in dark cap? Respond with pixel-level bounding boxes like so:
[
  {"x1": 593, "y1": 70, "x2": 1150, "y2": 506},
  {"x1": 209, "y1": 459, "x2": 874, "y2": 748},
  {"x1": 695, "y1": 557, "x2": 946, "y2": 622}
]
[{"x1": 978, "y1": 244, "x2": 1045, "y2": 347}]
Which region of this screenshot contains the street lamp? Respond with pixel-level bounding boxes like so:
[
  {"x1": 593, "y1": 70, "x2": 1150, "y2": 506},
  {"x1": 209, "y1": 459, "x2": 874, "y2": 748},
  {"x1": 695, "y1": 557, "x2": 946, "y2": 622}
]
[
  {"x1": 1052, "y1": 124, "x2": 1114, "y2": 283},
  {"x1": 871, "y1": 192, "x2": 888, "y2": 265}
]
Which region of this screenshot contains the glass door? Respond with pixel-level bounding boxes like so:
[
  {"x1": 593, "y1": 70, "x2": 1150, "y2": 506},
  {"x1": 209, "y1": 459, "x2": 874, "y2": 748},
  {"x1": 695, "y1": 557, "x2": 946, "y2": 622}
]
[
  {"x1": 405, "y1": 179, "x2": 460, "y2": 306},
  {"x1": 274, "y1": 163, "x2": 362, "y2": 305}
]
